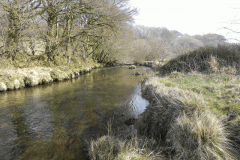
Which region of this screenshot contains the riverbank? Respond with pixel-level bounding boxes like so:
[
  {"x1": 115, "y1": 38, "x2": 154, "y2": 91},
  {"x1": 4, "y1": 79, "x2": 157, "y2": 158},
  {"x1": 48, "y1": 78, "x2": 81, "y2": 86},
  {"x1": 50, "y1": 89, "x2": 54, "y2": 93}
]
[
  {"x1": 90, "y1": 73, "x2": 240, "y2": 159},
  {"x1": 89, "y1": 46, "x2": 240, "y2": 159},
  {"x1": 140, "y1": 74, "x2": 240, "y2": 158},
  {"x1": 0, "y1": 55, "x2": 102, "y2": 91}
]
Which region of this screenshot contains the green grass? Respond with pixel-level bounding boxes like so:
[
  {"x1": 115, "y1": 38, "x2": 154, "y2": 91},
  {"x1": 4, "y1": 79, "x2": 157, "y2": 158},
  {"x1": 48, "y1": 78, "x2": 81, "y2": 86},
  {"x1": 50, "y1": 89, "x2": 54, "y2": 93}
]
[
  {"x1": 157, "y1": 72, "x2": 240, "y2": 120},
  {"x1": 0, "y1": 54, "x2": 102, "y2": 91},
  {"x1": 139, "y1": 74, "x2": 239, "y2": 159}
]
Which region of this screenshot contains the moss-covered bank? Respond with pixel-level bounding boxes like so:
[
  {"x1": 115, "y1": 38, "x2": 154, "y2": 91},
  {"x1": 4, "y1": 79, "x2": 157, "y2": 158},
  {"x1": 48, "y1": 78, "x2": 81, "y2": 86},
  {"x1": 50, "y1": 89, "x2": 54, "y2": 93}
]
[{"x1": 0, "y1": 55, "x2": 102, "y2": 92}]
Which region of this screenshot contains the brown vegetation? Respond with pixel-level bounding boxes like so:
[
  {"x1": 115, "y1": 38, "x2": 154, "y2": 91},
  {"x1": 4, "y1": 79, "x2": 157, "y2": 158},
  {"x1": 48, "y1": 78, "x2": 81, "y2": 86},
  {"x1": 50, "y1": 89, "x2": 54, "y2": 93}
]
[
  {"x1": 137, "y1": 77, "x2": 238, "y2": 159},
  {"x1": 158, "y1": 45, "x2": 240, "y2": 75}
]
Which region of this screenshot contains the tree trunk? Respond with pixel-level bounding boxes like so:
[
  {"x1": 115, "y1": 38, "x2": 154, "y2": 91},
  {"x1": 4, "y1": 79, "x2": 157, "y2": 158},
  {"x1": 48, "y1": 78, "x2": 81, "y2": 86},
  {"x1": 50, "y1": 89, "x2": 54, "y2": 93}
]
[
  {"x1": 5, "y1": 2, "x2": 21, "y2": 60},
  {"x1": 45, "y1": 9, "x2": 58, "y2": 61}
]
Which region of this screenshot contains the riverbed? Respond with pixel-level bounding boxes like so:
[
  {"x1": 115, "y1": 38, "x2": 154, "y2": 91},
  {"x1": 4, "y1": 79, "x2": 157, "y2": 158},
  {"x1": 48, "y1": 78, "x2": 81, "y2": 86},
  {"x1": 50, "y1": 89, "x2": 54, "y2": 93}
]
[{"x1": 0, "y1": 66, "x2": 152, "y2": 160}]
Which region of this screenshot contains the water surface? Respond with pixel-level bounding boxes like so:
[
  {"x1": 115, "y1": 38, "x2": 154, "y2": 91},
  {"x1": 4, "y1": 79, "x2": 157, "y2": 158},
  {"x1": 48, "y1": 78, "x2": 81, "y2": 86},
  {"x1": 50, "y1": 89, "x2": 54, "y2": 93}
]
[{"x1": 0, "y1": 66, "x2": 152, "y2": 160}]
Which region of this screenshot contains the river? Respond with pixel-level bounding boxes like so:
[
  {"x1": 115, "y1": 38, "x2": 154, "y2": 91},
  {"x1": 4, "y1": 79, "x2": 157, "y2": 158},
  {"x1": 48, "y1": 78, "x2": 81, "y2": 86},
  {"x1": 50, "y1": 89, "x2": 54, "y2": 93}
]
[{"x1": 0, "y1": 66, "x2": 152, "y2": 160}]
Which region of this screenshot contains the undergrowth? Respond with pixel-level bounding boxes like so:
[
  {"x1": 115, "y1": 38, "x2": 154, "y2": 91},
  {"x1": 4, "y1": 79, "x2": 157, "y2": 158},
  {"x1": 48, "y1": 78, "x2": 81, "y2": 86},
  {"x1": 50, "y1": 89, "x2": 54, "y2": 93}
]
[{"x1": 158, "y1": 45, "x2": 240, "y2": 75}]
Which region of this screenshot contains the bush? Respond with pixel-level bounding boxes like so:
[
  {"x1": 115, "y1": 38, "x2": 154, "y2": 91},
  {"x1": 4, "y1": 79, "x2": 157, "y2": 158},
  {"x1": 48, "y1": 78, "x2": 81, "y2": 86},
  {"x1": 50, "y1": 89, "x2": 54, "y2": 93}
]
[
  {"x1": 166, "y1": 112, "x2": 235, "y2": 159},
  {"x1": 159, "y1": 45, "x2": 240, "y2": 75},
  {"x1": 13, "y1": 53, "x2": 30, "y2": 68}
]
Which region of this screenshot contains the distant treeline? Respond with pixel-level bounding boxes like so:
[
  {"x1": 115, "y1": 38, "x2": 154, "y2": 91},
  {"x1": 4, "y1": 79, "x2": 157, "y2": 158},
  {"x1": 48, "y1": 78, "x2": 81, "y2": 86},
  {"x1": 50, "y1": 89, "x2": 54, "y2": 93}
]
[{"x1": 0, "y1": 0, "x2": 231, "y2": 65}]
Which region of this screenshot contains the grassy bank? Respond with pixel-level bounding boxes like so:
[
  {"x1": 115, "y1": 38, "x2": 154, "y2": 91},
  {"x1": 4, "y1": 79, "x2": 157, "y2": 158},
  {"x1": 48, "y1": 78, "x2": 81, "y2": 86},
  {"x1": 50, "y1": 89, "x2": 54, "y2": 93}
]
[
  {"x1": 90, "y1": 45, "x2": 240, "y2": 159},
  {"x1": 0, "y1": 54, "x2": 102, "y2": 91},
  {"x1": 140, "y1": 75, "x2": 240, "y2": 158},
  {"x1": 90, "y1": 74, "x2": 240, "y2": 159},
  {"x1": 154, "y1": 72, "x2": 240, "y2": 119}
]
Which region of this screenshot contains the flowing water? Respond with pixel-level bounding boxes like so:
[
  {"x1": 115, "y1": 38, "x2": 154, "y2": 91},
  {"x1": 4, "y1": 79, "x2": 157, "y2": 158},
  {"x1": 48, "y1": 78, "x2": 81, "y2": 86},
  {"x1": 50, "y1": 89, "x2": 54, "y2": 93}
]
[{"x1": 0, "y1": 66, "x2": 152, "y2": 160}]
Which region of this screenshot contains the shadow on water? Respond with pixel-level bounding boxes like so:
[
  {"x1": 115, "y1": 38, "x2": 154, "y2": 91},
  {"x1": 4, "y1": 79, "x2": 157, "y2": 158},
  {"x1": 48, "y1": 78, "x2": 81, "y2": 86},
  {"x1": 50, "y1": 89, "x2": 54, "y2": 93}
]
[{"x1": 0, "y1": 66, "x2": 153, "y2": 160}]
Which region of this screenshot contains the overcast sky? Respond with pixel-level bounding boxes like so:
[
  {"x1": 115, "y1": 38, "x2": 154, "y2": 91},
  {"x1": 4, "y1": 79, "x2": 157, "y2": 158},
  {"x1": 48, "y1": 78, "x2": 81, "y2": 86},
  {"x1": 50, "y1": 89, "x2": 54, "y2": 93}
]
[{"x1": 129, "y1": 0, "x2": 240, "y2": 43}]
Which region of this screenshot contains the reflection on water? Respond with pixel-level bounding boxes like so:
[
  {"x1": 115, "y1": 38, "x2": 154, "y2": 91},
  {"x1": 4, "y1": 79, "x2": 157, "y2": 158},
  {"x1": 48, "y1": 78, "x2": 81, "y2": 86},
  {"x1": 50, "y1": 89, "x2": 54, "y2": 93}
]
[{"x1": 0, "y1": 66, "x2": 152, "y2": 160}]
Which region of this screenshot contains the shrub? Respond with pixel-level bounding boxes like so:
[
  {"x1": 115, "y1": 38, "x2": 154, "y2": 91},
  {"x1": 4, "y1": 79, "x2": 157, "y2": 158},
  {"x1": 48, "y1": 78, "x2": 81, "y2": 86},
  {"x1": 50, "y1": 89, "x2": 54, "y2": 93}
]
[
  {"x1": 13, "y1": 53, "x2": 30, "y2": 68},
  {"x1": 166, "y1": 111, "x2": 235, "y2": 160},
  {"x1": 159, "y1": 45, "x2": 240, "y2": 75}
]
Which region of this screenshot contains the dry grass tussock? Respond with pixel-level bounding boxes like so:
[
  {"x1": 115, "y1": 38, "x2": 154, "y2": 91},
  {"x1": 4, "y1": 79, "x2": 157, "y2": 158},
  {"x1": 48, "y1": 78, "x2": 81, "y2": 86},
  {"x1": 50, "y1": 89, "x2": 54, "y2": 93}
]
[
  {"x1": 158, "y1": 45, "x2": 240, "y2": 75},
  {"x1": 89, "y1": 120, "x2": 162, "y2": 160},
  {"x1": 137, "y1": 76, "x2": 238, "y2": 159},
  {"x1": 90, "y1": 135, "x2": 163, "y2": 160},
  {"x1": 138, "y1": 77, "x2": 208, "y2": 141},
  {"x1": 90, "y1": 133, "x2": 162, "y2": 160},
  {"x1": 166, "y1": 111, "x2": 235, "y2": 160}
]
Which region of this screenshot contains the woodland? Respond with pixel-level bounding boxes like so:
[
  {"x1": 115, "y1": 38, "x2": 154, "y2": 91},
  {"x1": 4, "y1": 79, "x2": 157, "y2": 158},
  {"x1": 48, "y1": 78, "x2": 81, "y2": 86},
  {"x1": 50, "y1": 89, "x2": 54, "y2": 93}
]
[{"x1": 0, "y1": 0, "x2": 228, "y2": 65}]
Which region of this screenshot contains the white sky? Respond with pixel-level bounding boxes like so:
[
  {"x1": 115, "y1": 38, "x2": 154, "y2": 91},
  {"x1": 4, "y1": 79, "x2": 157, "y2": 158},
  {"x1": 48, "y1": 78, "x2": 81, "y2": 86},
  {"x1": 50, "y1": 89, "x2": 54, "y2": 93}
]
[{"x1": 129, "y1": 0, "x2": 240, "y2": 43}]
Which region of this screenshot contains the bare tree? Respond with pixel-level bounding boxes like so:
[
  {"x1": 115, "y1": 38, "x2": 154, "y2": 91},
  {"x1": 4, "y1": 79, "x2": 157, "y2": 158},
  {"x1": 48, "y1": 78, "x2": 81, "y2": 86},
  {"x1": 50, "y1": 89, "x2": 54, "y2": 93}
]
[
  {"x1": 194, "y1": 33, "x2": 226, "y2": 46},
  {"x1": 28, "y1": 0, "x2": 136, "y2": 62},
  {"x1": 0, "y1": 0, "x2": 29, "y2": 59},
  {"x1": 171, "y1": 36, "x2": 204, "y2": 55}
]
